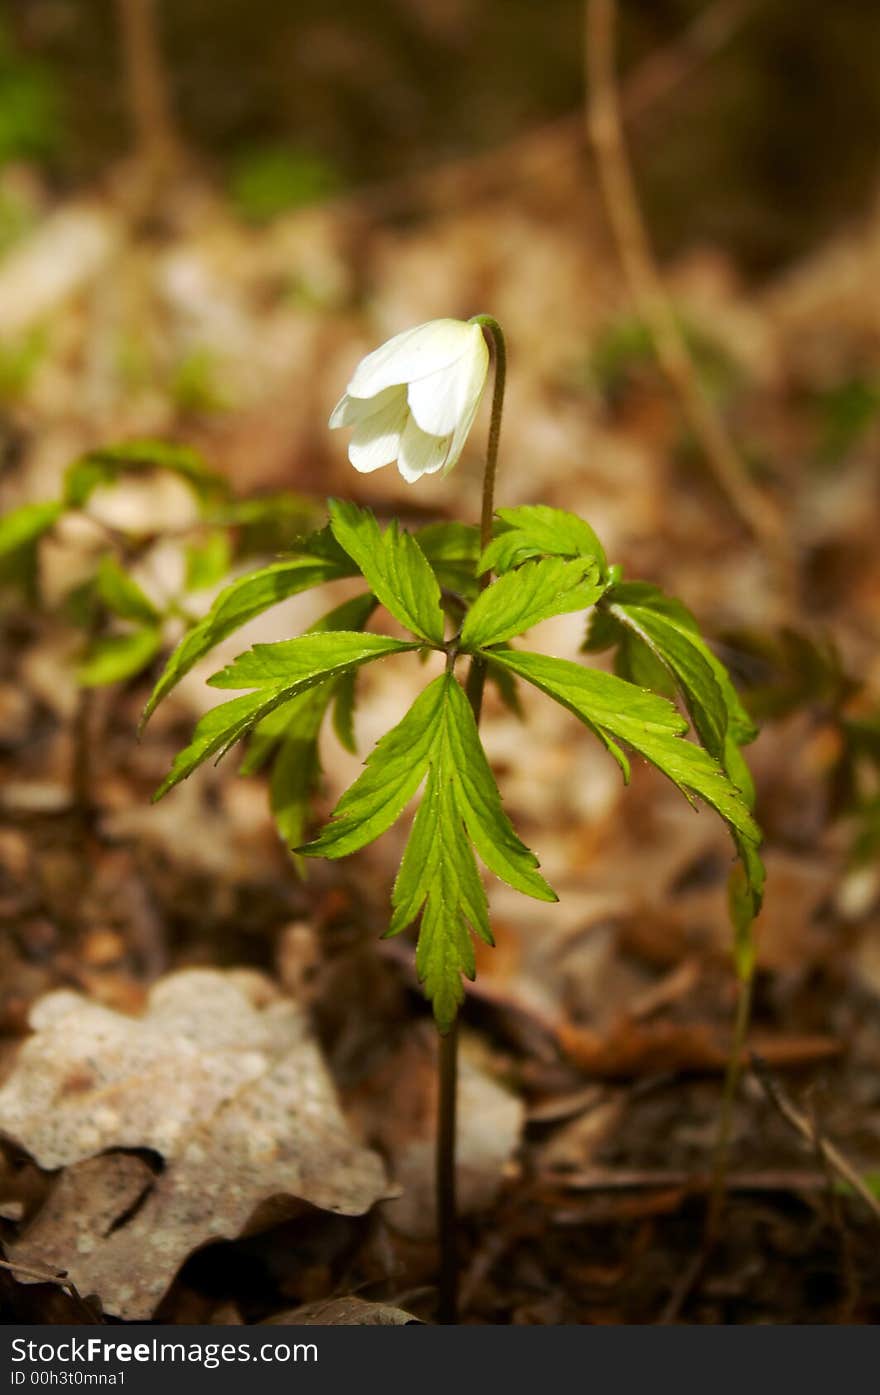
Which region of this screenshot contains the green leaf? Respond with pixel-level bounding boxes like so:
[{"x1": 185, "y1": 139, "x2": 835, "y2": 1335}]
[
  {"x1": 300, "y1": 677, "x2": 445, "y2": 859},
  {"x1": 184, "y1": 530, "x2": 233, "y2": 592},
  {"x1": 415, "y1": 521, "x2": 481, "y2": 598},
  {"x1": 589, "y1": 583, "x2": 758, "y2": 789},
  {"x1": 605, "y1": 597, "x2": 728, "y2": 759},
  {"x1": 480, "y1": 504, "x2": 608, "y2": 579},
  {"x1": 439, "y1": 676, "x2": 556, "y2": 903},
  {"x1": 485, "y1": 651, "x2": 523, "y2": 718},
  {"x1": 208, "y1": 631, "x2": 410, "y2": 691},
  {"x1": 213, "y1": 491, "x2": 318, "y2": 557},
  {"x1": 490, "y1": 648, "x2": 763, "y2": 909},
  {"x1": 728, "y1": 863, "x2": 758, "y2": 982},
  {"x1": 239, "y1": 591, "x2": 377, "y2": 854},
  {"x1": 141, "y1": 527, "x2": 357, "y2": 725},
  {"x1": 461, "y1": 556, "x2": 604, "y2": 651},
  {"x1": 302, "y1": 673, "x2": 556, "y2": 1030},
  {"x1": 393, "y1": 759, "x2": 489, "y2": 1031},
  {"x1": 0, "y1": 500, "x2": 63, "y2": 557},
  {"x1": 96, "y1": 555, "x2": 161, "y2": 625},
  {"x1": 332, "y1": 670, "x2": 358, "y2": 753},
  {"x1": 329, "y1": 500, "x2": 445, "y2": 645},
  {"x1": 77, "y1": 626, "x2": 163, "y2": 687},
  {"x1": 63, "y1": 440, "x2": 228, "y2": 512},
  {"x1": 153, "y1": 631, "x2": 415, "y2": 800},
  {"x1": 270, "y1": 719, "x2": 325, "y2": 854},
  {"x1": 238, "y1": 592, "x2": 374, "y2": 774}
]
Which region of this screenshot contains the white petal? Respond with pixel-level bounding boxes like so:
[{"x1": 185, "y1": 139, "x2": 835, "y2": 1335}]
[
  {"x1": 347, "y1": 389, "x2": 408, "y2": 473},
  {"x1": 397, "y1": 416, "x2": 452, "y2": 483},
  {"x1": 347, "y1": 319, "x2": 478, "y2": 400},
  {"x1": 329, "y1": 385, "x2": 401, "y2": 429},
  {"x1": 442, "y1": 371, "x2": 487, "y2": 475},
  {"x1": 406, "y1": 324, "x2": 488, "y2": 436}
]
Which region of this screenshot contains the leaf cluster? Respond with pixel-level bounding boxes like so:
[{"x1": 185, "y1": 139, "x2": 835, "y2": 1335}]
[
  {"x1": 1, "y1": 440, "x2": 317, "y2": 687},
  {"x1": 148, "y1": 499, "x2": 765, "y2": 1027}
]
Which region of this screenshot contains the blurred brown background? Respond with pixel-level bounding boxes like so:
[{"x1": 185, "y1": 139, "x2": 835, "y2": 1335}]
[
  {"x1": 2, "y1": 0, "x2": 880, "y2": 1327},
  {"x1": 7, "y1": 0, "x2": 880, "y2": 271}
]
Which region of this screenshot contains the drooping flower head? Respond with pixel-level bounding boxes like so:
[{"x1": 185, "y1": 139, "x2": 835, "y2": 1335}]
[{"x1": 329, "y1": 318, "x2": 489, "y2": 483}]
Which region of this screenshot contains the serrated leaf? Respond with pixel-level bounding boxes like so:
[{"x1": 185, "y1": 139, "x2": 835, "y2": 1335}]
[
  {"x1": 300, "y1": 678, "x2": 445, "y2": 859},
  {"x1": 153, "y1": 631, "x2": 415, "y2": 800},
  {"x1": 415, "y1": 521, "x2": 481, "y2": 598},
  {"x1": 268, "y1": 687, "x2": 331, "y2": 861},
  {"x1": 208, "y1": 631, "x2": 411, "y2": 690},
  {"x1": 332, "y1": 671, "x2": 358, "y2": 753},
  {"x1": 0, "y1": 500, "x2": 63, "y2": 558},
  {"x1": 604, "y1": 583, "x2": 757, "y2": 746},
  {"x1": 461, "y1": 556, "x2": 603, "y2": 651},
  {"x1": 491, "y1": 647, "x2": 763, "y2": 909},
  {"x1": 303, "y1": 672, "x2": 556, "y2": 1029},
  {"x1": 479, "y1": 504, "x2": 608, "y2": 578},
  {"x1": 63, "y1": 440, "x2": 228, "y2": 512},
  {"x1": 96, "y1": 556, "x2": 161, "y2": 625},
  {"x1": 239, "y1": 585, "x2": 372, "y2": 772},
  {"x1": 141, "y1": 528, "x2": 357, "y2": 726},
  {"x1": 441, "y1": 677, "x2": 556, "y2": 903},
  {"x1": 239, "y1": 591, "x2": 377, "y2": 855},
  {"x1": 394, "y1": 763, "x2": 488, "y2": 1030},
  {"x1": 329, "y1": 500, "x2": 445, "y2": 645},
  {"x1": 606, "y1": 597, "x2": 728, "y2": 759},
  {"x1": 78, "y1": 627, "x2": 163, "y2": 687},
  {"x1": 485, "y1": 651, "x2": 523, "y2": 718}
]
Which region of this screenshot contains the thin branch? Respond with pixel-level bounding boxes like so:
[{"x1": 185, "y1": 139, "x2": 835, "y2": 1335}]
[
  {"x1": 706, "y1": 971, "x2": 754, "y2": 1242},
  {"x1": 622, "y1": 0, "x2": 756, "y2": 121},
  {"x1": 751, "y1": 1054, "x2": 880, "y2": 1226},
  {"x1": 585, "y1": 0, "x2": 791, "y2": 573},
  {"x1": 0, "y1": 1256, "x2": 98, "y2": 1322},
  {"x1": 312, "y1": 0, "x2": 757, "y2": 225},
  {"x1": 116, "y1": 0, "x2": 182, "y2": 202}
]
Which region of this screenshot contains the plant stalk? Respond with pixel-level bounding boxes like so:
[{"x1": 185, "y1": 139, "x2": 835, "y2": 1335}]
[
  {"x1": 435, "y1": 315, "x2": 507, "y2": 1325},
  {"x1": 706, "y1": 968, "x2": 754, "y2": 1242}
]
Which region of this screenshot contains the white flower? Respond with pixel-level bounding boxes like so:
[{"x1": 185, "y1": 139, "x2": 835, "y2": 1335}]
[{"x1": 329, "y1": 318, "x2": 489, "y2": 483}]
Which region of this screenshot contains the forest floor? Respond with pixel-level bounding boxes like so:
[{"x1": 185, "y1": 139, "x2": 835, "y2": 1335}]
[{"x1": 2, "y1": 136, "x2": 880, "y2": 1324}]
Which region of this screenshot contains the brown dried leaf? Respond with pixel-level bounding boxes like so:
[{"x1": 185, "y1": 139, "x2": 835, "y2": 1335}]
[
  {"x1": 0, "y1": 972, "x2": 282, "y2": 1168},
  {"x1": 262, "y1": 1296, "x2": 421, "y2": 1325},
  {"x1": 2, "y1": 971, "x2": 389, "y2": 1319}
]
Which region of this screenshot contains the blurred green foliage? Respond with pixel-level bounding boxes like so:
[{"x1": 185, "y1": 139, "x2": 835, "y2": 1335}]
[
  {"x1": 0, "y1": 328, "x2": 46, "y2": 402},
  {"x1": 814, "y1": 377, "x2": 880, "y2": 466},
  {"x1": 0, "y1": 20, "x2": 59, "y2": 167},
  {"x1": 586, "y1": 312, "x2": 742, "y2": 406},
  {"x1": 170, "y1": 348, "x2": 230, "y2": 416},
  {"x1": 228, "y1": 145, "x2": 341, "y2": 223}
]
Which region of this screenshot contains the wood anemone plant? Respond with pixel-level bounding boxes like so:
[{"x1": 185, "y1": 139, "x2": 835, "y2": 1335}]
[{"x1": 144, "y1": 315, "x2": 765, "y2": 1323}]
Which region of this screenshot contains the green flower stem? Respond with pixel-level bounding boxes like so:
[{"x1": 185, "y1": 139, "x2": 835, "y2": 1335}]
[
  {"x1": 707, "y1": 966, "x2": 754, "y2": 1243},
  {"x1": 437, "y1": 315, "x2": 508, "y2": 1326}
]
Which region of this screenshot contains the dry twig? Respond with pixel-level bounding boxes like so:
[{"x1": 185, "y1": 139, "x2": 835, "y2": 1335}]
[
  {"x1": 751, "y1": 1054, "x2": 880, "y2": 1226},
  {"x1": 0, "y1": 1256, "x2": 98, "y2": 1322},
  {"x1": 585, "y1": 0, "x2": 791, "y2": 575}
]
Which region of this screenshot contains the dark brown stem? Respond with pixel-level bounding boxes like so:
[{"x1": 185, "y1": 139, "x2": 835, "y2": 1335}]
[
  {"x1": 435, "y1": 1021, "x2": 459, "y2": 1324},
  {"x1": 435, "y1": 316, "x2": 507, "y2": 1326}
]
